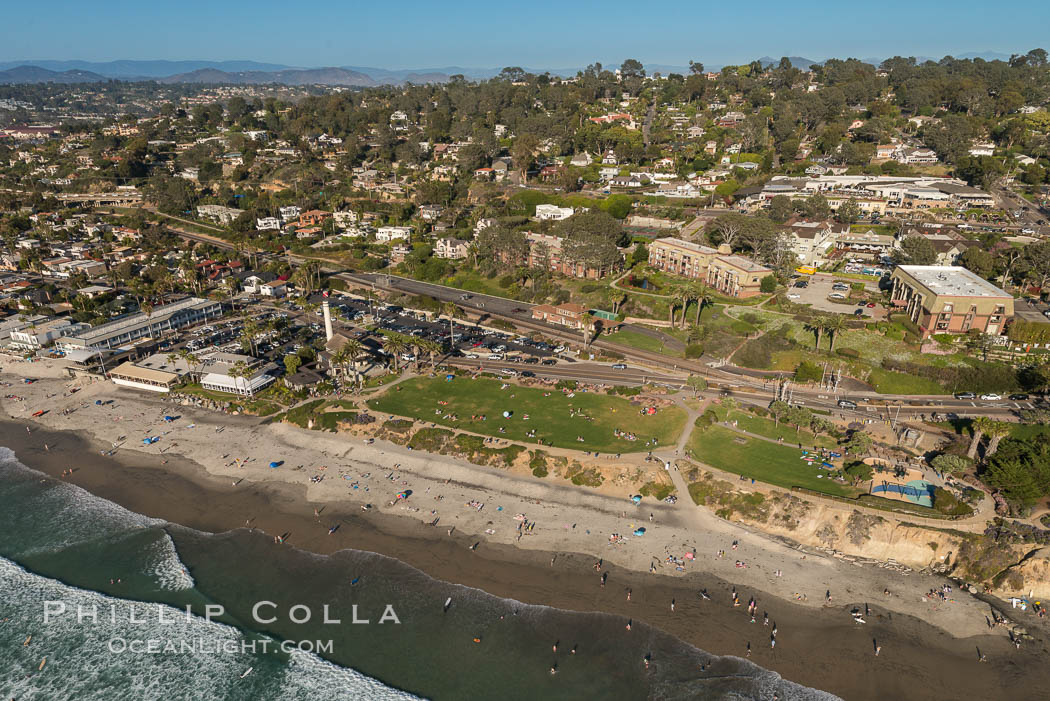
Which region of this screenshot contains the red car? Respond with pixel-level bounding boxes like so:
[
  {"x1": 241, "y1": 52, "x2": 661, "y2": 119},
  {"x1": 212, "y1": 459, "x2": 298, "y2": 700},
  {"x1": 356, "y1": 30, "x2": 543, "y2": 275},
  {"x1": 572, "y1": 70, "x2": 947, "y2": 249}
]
[{"x1": 866, "y1": 302, "x2": 876, "y2": 308}]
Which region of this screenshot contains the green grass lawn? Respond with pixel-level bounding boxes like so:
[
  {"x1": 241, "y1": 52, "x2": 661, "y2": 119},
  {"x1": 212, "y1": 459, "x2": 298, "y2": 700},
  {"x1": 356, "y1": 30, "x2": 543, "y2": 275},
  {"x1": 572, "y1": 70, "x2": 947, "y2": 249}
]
[
  {"x1": 687, "y1": 425, "x2": 858, "y2": 497},
  {"x1": 709, "y1": 406, "x2": 838, "y2": 448},
  {"x1": 369, "y1": 376, "x2": 687, "y2": 452},
  {"x1": 603, "y1": 329, "x2": 678, "y2": 355},
  {"x1": 865, "y1": 368, "x2": 946, "y2": 395}
]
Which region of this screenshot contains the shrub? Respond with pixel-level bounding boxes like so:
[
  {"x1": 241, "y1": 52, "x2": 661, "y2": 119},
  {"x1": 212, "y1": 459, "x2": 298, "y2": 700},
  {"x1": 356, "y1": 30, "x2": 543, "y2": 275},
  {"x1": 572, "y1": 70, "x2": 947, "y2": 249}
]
[
  {"x1": 760, "y1": 275, "x2": 777, "y2": 293},
  {"x1": 844, "y1": 461, "x2": 874, "y2": 482},
  {"x1": 794, "y1": 361, "x2": 824, "y2": 383},
  {"x1": 638, "y1": 481, "x2": 674, "y2": 501},
  {"x1": 932, "y1": 487, "x2": 974, "y2": 516},
  {"x1": 530, "y1": 450, "x2": 550, "y2": 478},
  {"x1": 609, "y1": 385, "x2": 642, "y2": 396},
  {"x1": 685, "y1": 343, "x2": 705, "y2": 359},
  {"x1": 836, "y1": 347, "x2": 860, "y2": 358},
  {"x1": 497, "y1": 274, "x2": 515, "y2": 288},
  {"x1": 580, "y1": 283, "x2": 602, "y2": 293}
]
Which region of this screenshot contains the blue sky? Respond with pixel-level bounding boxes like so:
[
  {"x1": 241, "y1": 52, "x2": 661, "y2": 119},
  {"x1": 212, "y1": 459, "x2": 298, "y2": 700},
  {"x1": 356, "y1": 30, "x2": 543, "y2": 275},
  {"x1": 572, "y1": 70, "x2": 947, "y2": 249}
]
[{"x1": 2, "y1": 0, "x2": 1048, "y2": 69}]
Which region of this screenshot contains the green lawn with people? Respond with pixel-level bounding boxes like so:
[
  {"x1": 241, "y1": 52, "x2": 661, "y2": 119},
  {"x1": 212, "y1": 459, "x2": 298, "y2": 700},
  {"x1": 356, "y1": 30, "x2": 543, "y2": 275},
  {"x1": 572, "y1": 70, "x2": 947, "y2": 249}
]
[
  {"x1": 687, "y1": 425, "x2": 858, "y2": 497},
  {"x1": 369, "y1": 376, "x2": 687, "y2": 452}
]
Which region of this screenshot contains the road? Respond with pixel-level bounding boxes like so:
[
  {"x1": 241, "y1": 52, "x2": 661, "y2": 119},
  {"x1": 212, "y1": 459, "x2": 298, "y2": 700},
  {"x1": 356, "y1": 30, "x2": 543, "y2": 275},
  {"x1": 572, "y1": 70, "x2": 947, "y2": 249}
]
[{"x1": 337, "y1": 273, "x2": 1038, "y2": 420}]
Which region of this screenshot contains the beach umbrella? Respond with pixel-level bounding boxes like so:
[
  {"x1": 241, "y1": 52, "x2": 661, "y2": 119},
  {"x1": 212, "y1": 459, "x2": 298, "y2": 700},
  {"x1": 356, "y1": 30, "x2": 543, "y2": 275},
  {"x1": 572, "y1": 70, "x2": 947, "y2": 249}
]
[
  {"x1": 631, "y1": 495, "x2": 642, "y2": 504},
  {"x1": 633, "y1": 528, "x2": 646, "y2": 537},
  {"x1": 269, "y1": 461, "x2": 281, "y2": 469},
  {"x1": 684, "y1": 552, "x2": 695, "y2": 560},
  {"x1": 502, "y1": 410, "x2": 512, "y2": 418}
]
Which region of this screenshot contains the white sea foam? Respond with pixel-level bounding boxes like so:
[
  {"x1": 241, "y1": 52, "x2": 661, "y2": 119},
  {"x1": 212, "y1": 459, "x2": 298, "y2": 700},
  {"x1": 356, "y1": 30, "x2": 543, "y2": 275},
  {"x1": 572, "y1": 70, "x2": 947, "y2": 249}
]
[
  {"x1": 0, "y1": 557, "x2": 419, "y2": 701},
  {"x1": 142, "y1": 532, "x2": 196, "y2": 591}
]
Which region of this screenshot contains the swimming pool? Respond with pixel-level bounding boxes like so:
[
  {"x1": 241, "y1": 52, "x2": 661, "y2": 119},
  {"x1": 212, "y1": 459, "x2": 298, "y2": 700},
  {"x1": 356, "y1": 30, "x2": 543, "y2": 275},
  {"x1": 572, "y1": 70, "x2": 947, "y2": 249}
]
[{"x1": 871, "y1": 479, "x2": 935, "y2": 508}]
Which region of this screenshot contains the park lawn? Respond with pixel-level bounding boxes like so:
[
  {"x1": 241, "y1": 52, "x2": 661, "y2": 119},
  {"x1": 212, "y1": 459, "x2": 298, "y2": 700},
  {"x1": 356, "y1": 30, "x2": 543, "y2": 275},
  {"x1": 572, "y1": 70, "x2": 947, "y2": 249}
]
[
  {"x1": 368, "y1": 376, "x2": 687, "y2": 452},
  {"x1": 724, "y1": 408, "x2": 838, "y2": 449},
  {"x1": 603, "y1": 329, "x2": 679, "y2": 355},
  {"x1": 687, "y1": 426, "x2": 858, "y2": 497},
  {"x1": 865, "y1": 368, "x2": 946, "y2": 395}
]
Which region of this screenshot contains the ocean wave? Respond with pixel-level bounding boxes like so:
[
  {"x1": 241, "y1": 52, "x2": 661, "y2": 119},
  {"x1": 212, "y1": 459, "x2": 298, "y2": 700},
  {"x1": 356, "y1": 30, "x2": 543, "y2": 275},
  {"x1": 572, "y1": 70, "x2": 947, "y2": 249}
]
[
  {"x1": 0, "y1": 556, "x2": 419, "y2": 701},
  {"x1": 143, "y1": 532, "x2": 196, "y2": 591}
]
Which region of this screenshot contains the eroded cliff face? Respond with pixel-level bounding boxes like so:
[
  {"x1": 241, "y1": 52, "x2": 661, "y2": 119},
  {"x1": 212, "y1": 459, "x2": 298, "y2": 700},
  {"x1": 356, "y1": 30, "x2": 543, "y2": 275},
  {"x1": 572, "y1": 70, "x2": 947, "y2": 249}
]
[{"x1": 690, "y1": 469, "x2": 1050, "y2": 598}]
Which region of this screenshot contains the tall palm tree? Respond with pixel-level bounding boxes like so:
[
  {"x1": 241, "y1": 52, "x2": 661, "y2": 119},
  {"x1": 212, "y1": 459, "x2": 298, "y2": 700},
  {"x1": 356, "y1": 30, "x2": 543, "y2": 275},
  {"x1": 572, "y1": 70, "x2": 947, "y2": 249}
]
[
  {"x1": 422, "y1": 338, "x2": 443, "y2": 371},
  {"x1": 967, "y1": 416, "x2": 993, "y2": 460},
  {"x1": 383, "y1": 334, "x2": 408, "y2": 373},
  {"x1": 341, "y1": 338, "x2": 365, "y2": 391},
  {"x1": 690, "y1": 281, "x2": 711, "y2": 326},
  {"x1": 804, "y1": 316, "x2": 828, "y2": 349},
  {"x1": 825, "y1": 316, "x2": 847, "y2": 351},
  {"x1": 441, "y1": 302, "x2": 459, "y2": 345},
  {"x1": 985, "y1": 420, "x2": 1012, "y2": 457}
]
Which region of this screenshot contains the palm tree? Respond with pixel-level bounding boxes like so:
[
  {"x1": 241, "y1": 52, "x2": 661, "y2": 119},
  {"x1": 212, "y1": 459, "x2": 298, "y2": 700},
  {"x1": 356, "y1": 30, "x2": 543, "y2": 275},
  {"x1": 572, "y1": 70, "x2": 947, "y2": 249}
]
[
  {"x1": 340, "y1": 339, "x2": 365, "y2": 391},
  {"x1": 383, "y1": 334, "x2": 408, "y2": 373},
  {"x1": 967, "y1": 416, "x2": 993, "y2": 460},
  {"x1": 690, "y1": 281, "x2": 711, "y2": 326},
  {"x1": 985, "y1": 421, "x2": 1012, "y2": 457},
  {"x1": 825, "y1": 316, "x2": 847, "y2": 351},
  {"x1": 229, "y1": 360, "x2": 252, "y2": 398},
  {"x1": 441, "y1": 302, "x2": 459, "y2": 344},
  {"x1": 670, "y1": 286, "x2": 688, "y2": 330},
  {"x1": 804, "y1": 316, "x2": 828, "y2": 349},
  {"x1": 422, "y1": 338, "x2": 443, "y2": 371}
]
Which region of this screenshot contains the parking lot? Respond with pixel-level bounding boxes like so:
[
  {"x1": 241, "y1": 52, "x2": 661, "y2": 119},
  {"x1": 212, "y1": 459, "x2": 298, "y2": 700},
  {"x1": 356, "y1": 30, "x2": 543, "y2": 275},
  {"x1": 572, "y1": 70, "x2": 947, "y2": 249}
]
[{"x1": 785, "y1": 276, "x2": 879, "y2": 318}]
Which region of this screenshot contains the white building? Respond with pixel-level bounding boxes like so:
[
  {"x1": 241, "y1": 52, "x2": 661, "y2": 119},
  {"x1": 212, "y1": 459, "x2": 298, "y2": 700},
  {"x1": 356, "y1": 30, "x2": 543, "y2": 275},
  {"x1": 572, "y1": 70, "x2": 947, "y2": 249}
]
[
  {"x1": 376, "y1": 226, "x2": 412, "y2": 243},
  {"x1": 9, "y1": 318, "x2": 89, "y2": 350},
  {"x1": 534, "y1": 204, "x2": 575, "y2": 221},
  {"x1": 256, "y1": 217, "x2": 281, "y2": 231},
  {"x1": 279, "y1": 205, "x2": 301, "y2": 221},
  {"x1": 199, "y1": 352, "x2": 276, "y2": 396}
]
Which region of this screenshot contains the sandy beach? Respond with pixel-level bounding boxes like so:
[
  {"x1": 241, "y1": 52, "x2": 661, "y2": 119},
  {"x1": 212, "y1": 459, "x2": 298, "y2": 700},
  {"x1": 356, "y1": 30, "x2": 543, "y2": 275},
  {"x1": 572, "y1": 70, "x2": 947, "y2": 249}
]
[{"x1": 2, "y1": 356, "x2": 1048, "y2": 700}]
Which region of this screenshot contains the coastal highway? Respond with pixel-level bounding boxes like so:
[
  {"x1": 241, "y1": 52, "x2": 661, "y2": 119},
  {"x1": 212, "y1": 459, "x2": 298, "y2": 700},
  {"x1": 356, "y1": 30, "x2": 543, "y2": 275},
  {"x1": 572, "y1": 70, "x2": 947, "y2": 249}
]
[{"x1": 336, "y1": 273, "x2": 1037, "y2": 420}]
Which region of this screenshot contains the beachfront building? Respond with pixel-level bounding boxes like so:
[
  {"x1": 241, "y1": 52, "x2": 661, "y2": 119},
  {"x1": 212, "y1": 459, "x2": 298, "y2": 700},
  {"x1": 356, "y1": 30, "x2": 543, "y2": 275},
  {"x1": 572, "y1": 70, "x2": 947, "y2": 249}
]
[
  {"x1": 8, "y1": 318, "x2": 89, "y2": 350},
  {"x1": 55, "y1": 298, "x2": 223, "y2": 352},
  {"x1": 109, "y1": 353, "x2": 193, "y2": 393},
  {"x1": 889, "y1": 265, "x2": 1014, "y2": 337},
  {"x1": 198, "y1": 352, "x2": 277, "y2": 396}
]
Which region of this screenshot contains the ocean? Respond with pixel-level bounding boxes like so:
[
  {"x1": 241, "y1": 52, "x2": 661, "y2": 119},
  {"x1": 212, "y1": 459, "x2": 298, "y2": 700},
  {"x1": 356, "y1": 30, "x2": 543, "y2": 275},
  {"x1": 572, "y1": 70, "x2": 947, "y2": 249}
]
[{"x1": 0, "y1": 445, "x2": 838, "y2": 700}]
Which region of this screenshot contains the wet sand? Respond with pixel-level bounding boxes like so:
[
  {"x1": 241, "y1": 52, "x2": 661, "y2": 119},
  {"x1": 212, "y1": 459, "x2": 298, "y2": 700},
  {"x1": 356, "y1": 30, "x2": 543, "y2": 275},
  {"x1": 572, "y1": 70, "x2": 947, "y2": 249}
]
[{"x1": 4, "y1": 420, "x2": 1047, "y2": 701}]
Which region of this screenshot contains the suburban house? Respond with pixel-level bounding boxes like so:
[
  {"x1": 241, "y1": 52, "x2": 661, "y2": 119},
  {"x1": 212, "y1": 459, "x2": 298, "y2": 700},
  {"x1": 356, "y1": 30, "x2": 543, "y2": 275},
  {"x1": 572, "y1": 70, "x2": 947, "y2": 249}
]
[
  {"x1": 783, "y1": 219, "x2": 848, "y2": 266},
  {"x1": 534, "y1": 204, "x2": 575, "y2": 221},
  {"x1": 8, "y1": 318, "x2": 89, "y2": 350},
  {"x1": 889, "y1": 266, "x2": 1013, "y2": 337},
  {"x1": 434, "y1": 237, "x2": 470, "y2": 260},
  {"x1": 376, "y1": 226, "x2": 412, "y2": 243}
]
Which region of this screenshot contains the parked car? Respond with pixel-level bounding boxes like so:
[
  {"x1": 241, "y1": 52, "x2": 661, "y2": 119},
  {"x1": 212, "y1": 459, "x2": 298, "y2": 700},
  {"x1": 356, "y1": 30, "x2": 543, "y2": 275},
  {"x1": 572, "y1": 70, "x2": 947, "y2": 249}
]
[
  {"x1": 464, "y1": 353, "x2": 478, "y2": 359},
  {"x1": 979, "y1": 393, "x2": 1002, "y2": 400},
  {"x1": 541, "y1": 358, "x2": 558, "y2": 366},
  {"x1": 954, "y1": 392, "x2": 976, "y2": 399},
  {"x1": 520, "y1": 371, "x2": 536, "y2": 378},
  {"x1": 1008, "y1": 393, "x2": 1029, "y2": 400},
  {"x1": 487, "y1": 353, "x2": 504, "y2": 360},
  {"x1": 854, "y1": 308, "x2": 865, "y2": 316},
  {"x1": 866, "y1": 302, "x2": 876, "y2": 308}
]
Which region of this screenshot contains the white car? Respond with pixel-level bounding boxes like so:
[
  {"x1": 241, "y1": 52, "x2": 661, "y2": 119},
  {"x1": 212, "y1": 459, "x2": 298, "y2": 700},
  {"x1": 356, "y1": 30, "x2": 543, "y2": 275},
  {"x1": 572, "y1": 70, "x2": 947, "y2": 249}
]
[
  {"x1": 979, "y1": 393, "x2": 1002, "y2": 401},
  {"x1": 500, "y1": 368, "x2": 517, "y2": 376},
  {"x1": 1021, "y1": 228, "x2": 1035, "y2": 235},
  {"x1": 788, "y1": 293, "x2": 801, "y2": 299},
  {"x1": 464, "y1": 353, "x2": 478, "y2": 359}
]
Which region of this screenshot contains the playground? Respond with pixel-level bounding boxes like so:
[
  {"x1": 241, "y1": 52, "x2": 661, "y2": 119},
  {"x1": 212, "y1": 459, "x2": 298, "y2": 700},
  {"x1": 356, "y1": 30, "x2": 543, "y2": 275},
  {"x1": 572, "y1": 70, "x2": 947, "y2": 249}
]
[{"x1": 866, "y1": 461, "x2": 936, "y2": 508}]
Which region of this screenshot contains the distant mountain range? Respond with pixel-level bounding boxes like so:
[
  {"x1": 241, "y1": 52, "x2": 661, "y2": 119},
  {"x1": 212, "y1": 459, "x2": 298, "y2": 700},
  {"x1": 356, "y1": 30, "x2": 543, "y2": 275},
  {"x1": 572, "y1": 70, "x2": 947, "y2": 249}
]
[{"x1": 0, "y1": 52, "x2": 1026, "y2": 86}]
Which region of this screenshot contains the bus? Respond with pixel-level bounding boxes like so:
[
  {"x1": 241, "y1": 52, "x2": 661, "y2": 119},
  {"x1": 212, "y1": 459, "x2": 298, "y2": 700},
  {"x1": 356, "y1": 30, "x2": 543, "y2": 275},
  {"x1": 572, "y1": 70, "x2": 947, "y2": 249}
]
[{"x1": 794, "y1": 265, "x2": 817, "y2": 276}]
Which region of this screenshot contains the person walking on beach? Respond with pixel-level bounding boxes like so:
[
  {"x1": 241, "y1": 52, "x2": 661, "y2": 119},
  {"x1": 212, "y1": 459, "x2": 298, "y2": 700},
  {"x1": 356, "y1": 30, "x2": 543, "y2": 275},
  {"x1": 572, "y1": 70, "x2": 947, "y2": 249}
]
[
  {"x1": 746, "y1": 642, "x2": 751, "y2": 658},
  {"x1": 670, "y1": 598, "x2": 675, "y2": 612},
  {"x1": 627, "y1": 588, "x2": 632, "y2": 601},
  {"x1": 873, "y1": 639, "x2": 881, "y2": 656}
]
